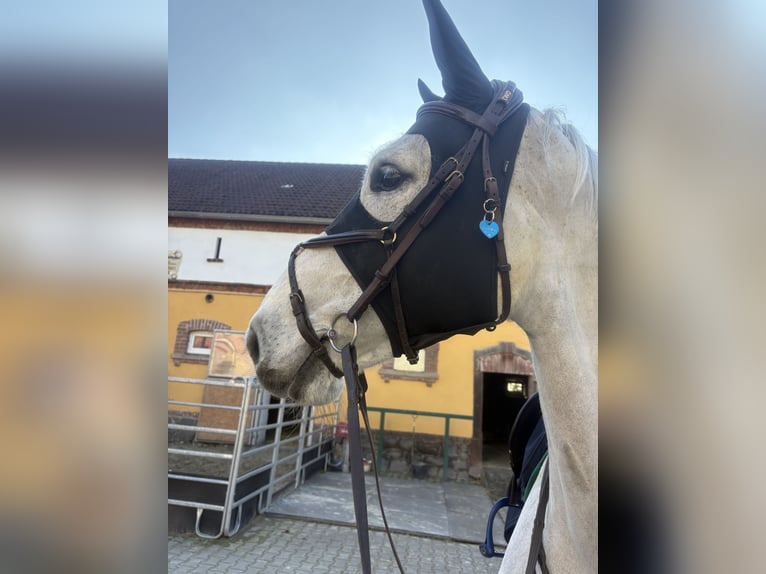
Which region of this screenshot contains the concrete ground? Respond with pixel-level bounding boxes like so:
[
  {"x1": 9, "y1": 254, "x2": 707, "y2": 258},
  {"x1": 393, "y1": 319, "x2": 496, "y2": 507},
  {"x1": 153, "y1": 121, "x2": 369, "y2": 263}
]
[{"x1": 168, "y1": 471, "x2": 509, "y2": 573}]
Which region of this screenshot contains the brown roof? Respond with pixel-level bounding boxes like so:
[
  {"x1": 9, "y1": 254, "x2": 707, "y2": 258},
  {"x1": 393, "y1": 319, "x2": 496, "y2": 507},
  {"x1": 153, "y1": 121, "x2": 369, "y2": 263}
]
[{"x1": 168, "y1": 158, "x2": 365, "y2": 222}]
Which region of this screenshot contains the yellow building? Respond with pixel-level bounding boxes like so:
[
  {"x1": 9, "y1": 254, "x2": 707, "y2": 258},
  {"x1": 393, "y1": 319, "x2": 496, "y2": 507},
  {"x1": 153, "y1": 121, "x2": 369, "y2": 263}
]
[{"x1": 169, "y1": 158, "x2": 535, "y2": 479}]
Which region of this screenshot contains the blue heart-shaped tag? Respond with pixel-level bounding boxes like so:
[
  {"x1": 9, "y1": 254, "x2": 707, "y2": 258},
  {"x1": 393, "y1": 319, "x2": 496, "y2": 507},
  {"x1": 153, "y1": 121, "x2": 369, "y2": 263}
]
[{"x1": 479, "y1": 219, "x2": 499, "y2": 239}]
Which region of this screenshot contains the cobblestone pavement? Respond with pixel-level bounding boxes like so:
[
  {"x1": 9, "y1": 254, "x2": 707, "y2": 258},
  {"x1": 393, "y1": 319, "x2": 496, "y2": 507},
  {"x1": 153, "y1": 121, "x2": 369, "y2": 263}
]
[{"x1": 168, "y1": 515, "x2": 503, "y2": 574}]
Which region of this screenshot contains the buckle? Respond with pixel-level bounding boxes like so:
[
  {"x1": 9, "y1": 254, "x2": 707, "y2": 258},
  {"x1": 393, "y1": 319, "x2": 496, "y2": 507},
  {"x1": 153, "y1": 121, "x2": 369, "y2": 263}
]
[
  {"x1": 289, "y1": 291, "x2": 305, "y2": 315},
  {"x1": 444, "y1": 169, "x2": 464, "y2": 186}
]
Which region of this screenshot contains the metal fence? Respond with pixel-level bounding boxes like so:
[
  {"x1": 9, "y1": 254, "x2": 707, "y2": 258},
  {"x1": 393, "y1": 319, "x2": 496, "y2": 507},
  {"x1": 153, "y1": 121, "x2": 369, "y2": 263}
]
[
  {"x1": 168, "y1": 376, "x2": 341, "y2": 539},
  {"x1": 365, "y1": 406, "x2": 473, "y2": 482}
]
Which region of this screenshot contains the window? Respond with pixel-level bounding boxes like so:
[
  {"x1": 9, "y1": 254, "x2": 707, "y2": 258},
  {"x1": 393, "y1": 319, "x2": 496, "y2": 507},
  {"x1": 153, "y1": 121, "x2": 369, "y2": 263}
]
[
  {"x1": 379, "y1": 345, "x2": 439, "y2": 386},
  {"x1": 186, "y1": 331, "x2": 213, "y2": 355},
  {"x1": 392, "y1": 350, "x2": 426, "y2": 372},
  {"x1": 505, "y1": 376, "x2": 528, "y2": 398},
  {"x1": 172, "y1": 318, "x2": 231, "y2": 366}
]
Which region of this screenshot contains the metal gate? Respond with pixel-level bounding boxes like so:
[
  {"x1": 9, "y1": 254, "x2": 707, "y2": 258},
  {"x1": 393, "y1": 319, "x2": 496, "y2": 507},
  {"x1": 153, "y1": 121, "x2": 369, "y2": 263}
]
[{"x1": 168, "y1": 376, "x2": 340, "y2": 538}]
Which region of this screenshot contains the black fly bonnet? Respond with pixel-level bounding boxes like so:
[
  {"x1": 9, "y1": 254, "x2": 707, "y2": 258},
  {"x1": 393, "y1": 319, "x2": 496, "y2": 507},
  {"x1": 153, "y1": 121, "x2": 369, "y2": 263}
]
[{"x1": 287, "y1": 81, "x2": 529, "y2": 374}]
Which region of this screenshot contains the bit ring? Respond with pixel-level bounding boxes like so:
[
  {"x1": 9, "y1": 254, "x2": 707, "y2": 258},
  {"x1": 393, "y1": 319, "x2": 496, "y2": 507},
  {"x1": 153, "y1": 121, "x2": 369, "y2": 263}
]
[{"x1": 328, "y1": 314, "x2": 359, "y2": 352}]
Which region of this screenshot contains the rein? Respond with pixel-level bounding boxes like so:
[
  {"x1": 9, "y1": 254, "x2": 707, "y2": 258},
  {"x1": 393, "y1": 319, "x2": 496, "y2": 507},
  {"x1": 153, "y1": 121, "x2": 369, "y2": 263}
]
[
  {"x1": 341, "y1": 344, "x2": 405, "y2": 574},
  {"x1": 286, "y1": 82, "x2": 547, "y2": 573}
]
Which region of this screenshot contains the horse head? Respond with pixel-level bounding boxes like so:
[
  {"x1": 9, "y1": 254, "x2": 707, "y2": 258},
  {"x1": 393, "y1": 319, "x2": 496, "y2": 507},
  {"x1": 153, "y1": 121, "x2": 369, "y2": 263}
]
[{"x1": 246, "y1": 0, "x2": 596, "y2": 406}]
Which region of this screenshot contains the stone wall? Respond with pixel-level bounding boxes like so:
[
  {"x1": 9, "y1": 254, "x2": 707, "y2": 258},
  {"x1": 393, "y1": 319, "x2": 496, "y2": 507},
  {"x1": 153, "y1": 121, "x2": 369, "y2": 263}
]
[
  {"x1": 169, "y1": 414, "x2": 479, "y2": 484},
  {"x1": 359, "y1": 430, "x2": 477, "y2": 483}
]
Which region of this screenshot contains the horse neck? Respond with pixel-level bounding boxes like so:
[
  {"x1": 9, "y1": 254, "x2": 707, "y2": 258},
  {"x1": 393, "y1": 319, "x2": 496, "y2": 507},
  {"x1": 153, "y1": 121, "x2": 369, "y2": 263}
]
[
  {"x1": 526, "y1": 254, "x2": 597, "y2": 454},
  {"x1": 519, "y1": 244, "x2": 598, "y2": 568},
  {"x1": 506, "y1": 110, "x2": 598, "y2": 490}
]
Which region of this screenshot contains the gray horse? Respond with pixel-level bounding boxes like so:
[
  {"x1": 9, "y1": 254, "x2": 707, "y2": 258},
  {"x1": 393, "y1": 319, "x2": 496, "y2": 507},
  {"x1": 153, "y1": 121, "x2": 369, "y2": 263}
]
[{"x1": 247, "y1": 1, "x2": 597, "y2": 572}]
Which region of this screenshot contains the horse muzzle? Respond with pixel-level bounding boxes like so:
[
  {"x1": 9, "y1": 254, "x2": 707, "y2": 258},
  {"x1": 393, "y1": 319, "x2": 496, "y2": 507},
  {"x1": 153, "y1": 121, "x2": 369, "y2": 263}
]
[{"x1": 246, "y1": 314, "x2": 343, "y2": 405}]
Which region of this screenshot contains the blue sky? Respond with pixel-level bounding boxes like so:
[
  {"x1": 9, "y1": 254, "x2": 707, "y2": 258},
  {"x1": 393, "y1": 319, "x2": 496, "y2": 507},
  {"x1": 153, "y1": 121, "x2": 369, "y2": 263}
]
[{"x1": 169, "y1": 0, "x2": 597, "y2": 165}]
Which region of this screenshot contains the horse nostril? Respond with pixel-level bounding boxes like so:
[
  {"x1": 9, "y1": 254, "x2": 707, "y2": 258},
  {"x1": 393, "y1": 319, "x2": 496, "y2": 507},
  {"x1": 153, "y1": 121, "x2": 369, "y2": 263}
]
[{"x1": 246, "y1": 326, "x2": 260, "y2": 364}]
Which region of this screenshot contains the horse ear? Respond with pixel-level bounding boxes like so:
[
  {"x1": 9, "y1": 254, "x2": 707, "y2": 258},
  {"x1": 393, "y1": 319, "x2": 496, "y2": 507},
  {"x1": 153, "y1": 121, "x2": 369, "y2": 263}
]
[
  {"x1": 417, "y1": 78, "x2": 442, "y2": 103},
  {"x1": 422, "y1": 0, "x2": 493, "y2": 113}
]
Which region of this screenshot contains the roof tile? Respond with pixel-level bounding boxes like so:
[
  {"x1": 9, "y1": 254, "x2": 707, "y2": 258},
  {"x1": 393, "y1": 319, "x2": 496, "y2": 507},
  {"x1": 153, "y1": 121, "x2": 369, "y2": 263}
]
[{"x1": 168, "y1": 158, "x2": 365, "y2": 220}]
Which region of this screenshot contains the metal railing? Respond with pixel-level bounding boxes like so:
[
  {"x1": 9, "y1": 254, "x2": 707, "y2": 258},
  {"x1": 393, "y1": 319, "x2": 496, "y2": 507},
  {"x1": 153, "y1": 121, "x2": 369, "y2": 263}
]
[
  {"x1": 365, "y1": 406, "x2": 473, "y2": 482},
  {"x1": 168, "y1": 376, "x2": 340, "y2": 538}
]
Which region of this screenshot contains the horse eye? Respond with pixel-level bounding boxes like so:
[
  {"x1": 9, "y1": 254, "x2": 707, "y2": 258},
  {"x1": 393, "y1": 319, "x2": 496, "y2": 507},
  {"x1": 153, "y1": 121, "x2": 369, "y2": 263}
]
[{"x1": 374, "y1": 165, "x2": 403, "y2": 192}]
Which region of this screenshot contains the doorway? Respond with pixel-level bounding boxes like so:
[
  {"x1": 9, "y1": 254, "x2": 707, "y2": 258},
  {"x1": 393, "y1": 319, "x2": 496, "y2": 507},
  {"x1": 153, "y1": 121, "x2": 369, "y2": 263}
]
[
  {"x1": 469, "y1": 341, "x2": 536, "y2": 479},
  {"x1": 481, "y1": 373, "x2": 529, "y2": 465}
]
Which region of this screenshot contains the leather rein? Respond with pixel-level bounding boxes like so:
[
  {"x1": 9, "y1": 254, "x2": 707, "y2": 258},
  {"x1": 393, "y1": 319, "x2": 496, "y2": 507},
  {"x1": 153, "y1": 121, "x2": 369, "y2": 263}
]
[{"x1": 286, "y1": 82, "x2": 547, "y2": 573}]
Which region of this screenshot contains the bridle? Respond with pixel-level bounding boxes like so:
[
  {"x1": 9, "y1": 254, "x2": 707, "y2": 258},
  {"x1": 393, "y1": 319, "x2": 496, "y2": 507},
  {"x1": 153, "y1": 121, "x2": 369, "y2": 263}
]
[
  {"x1": 288, "y1": 80, "x2": 524, "y2": 371},
  {"x1": 286, "y1": 81, "x2": 547, "y2": 573}
]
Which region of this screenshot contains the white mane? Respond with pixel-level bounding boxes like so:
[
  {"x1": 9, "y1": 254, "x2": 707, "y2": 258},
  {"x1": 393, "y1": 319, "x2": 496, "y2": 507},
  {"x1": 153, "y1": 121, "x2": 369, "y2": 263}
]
[{"x1": 541, "y1": 108, "x2": 598, "y2": 218}]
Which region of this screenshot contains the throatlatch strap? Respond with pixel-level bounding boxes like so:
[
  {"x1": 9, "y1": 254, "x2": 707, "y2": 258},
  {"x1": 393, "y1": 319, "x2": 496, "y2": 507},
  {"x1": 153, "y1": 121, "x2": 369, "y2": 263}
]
[{"x1": 481, "y1": 134, "x2": 512, "y2": 324}]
